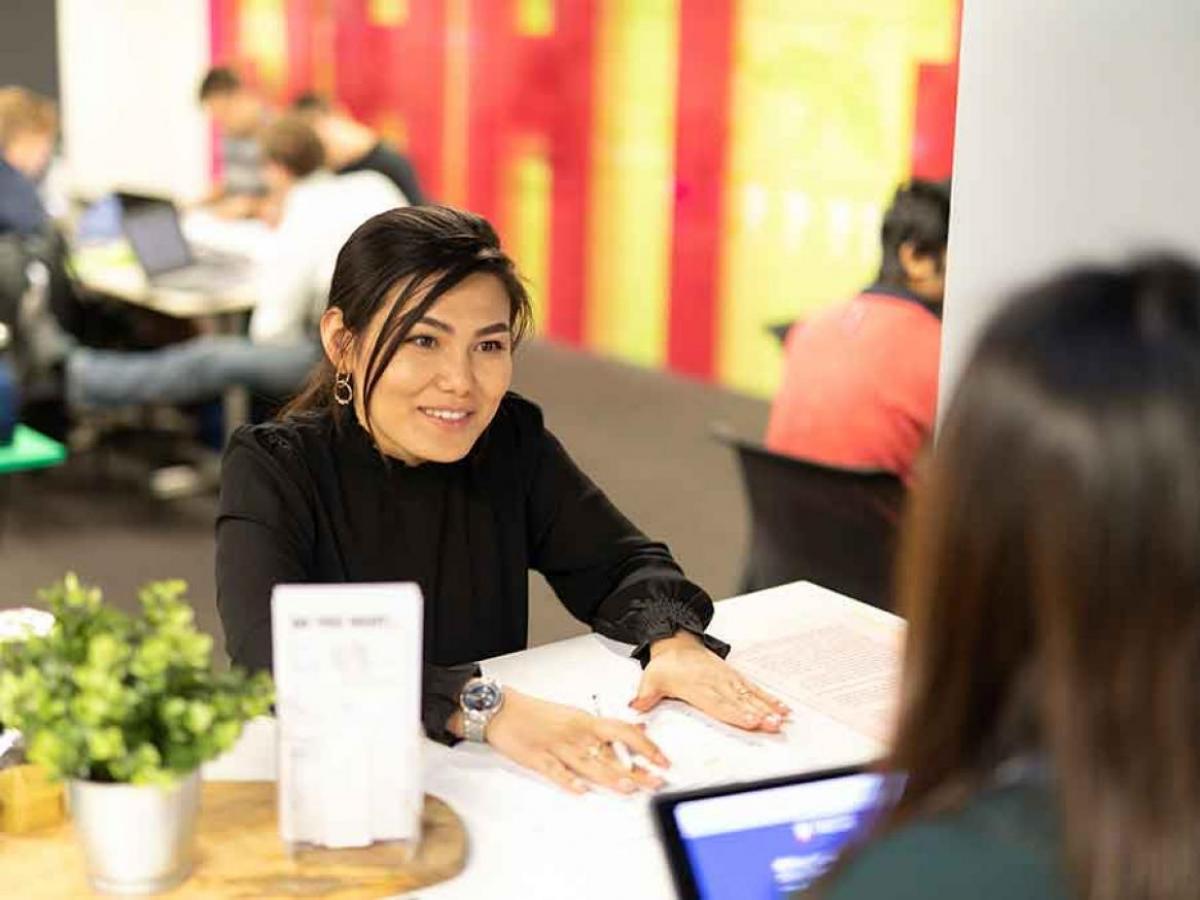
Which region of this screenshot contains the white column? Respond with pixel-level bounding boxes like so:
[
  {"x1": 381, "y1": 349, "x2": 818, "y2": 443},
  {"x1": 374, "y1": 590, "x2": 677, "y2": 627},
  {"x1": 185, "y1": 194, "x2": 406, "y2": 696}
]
[
  {"x1": 939, "y1": 0, "x2": 1200, "y2": 415},
  {"x1": 55, "y1": 0, "x2": 211, "y2": 201}
]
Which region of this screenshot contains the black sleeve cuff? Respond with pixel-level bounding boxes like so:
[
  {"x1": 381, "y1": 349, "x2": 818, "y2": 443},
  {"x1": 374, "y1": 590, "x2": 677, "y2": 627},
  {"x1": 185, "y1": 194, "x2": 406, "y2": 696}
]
[
  {"x1": 631, "y1": 623, "x2": 731, "y2": 668},
  {"x1": 423, "y1": 662, "x2": 482, "y2": 745},
  {"x1": 591, "y1": 584, "x2": 731, "y2": 669}
]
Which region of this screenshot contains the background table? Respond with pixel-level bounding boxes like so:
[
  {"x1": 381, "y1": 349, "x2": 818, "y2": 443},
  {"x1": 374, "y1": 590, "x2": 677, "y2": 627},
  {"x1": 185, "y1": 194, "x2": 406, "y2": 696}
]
[
  {"x1": 204, "y1": 581, "x2": 903, "y2": 899},
  {"x1": 70, "y1": 210, "x2": 268, "y2": 319},
  {"x1": 71, "y1": 211, "x2": 269, "y2": 443}
]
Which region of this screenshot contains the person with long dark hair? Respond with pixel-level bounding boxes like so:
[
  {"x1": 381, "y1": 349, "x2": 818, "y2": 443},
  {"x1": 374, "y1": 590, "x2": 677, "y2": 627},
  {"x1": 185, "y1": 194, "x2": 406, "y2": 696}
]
[
  {"x1": 217, "y1": 205, "x2": 788, "y2": 795},
  {"x1": 816, "y1": 256, "x2": 1200, "y2": 899}
]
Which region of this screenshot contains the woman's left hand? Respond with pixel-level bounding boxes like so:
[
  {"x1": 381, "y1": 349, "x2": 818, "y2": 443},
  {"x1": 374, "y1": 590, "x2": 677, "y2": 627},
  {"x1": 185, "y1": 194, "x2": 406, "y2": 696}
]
[{"x1": 630, "y1": 631, "x2": 790, "y2": 732}]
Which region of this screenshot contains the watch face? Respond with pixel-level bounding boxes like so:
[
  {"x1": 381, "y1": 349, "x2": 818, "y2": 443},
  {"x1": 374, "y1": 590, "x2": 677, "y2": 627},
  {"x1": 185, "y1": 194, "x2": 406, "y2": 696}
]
[{"x1": 462, "y1": 680, "x2": 501, "y2": 713}]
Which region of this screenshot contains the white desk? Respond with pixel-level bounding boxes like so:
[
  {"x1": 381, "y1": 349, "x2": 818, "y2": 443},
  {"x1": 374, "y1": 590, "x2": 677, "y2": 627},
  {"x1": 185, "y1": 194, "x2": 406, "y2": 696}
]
[
  {"x1": 204, "y1": 581, "x2": 904, "y2": 899},
  {"x1": 72, "y1": 211, "x2": 268, "y2": 319},
  {"x1": 71, "y1": 252, "x2": 256, "y2": 319}
]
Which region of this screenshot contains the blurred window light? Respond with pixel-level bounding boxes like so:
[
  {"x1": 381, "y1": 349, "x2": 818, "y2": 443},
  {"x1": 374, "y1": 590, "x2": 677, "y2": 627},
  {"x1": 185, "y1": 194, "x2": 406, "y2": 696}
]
[
  {"x1": 783, "y1": 190, "x2": 812, "y2": 243},
  {"x1": 743, "y1": 184, "x2": 770, "y2": 229},
  {"x1": 516, "y1": 0, "x2": 555, "y2": 37},
  {"x1": 368, "y1": 0, "x2": 408, "y2": 27},
  {"x1": 828, "y1": 198, "x2": 854, "y2": 257}
]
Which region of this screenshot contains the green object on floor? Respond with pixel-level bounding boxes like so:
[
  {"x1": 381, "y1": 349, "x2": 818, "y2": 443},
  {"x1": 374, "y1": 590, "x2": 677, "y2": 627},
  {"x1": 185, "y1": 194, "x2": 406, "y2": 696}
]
[{"x1": 0, "y1": 425, "x2": 67, "y2": 474}]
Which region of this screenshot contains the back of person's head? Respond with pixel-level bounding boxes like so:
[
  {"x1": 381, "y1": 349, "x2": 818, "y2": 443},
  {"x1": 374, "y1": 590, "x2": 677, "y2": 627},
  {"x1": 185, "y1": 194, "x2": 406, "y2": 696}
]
[
  {"x1": 0, "y1": 87, "x2": 56, "y2": 149},
  {"x1": 197, "y1": 66, "x2": 242, "y2": 103},
  {"x1": 290, "y1": 91, "x2": 331, "y2": 118},
  {"x1": 879, "y1": 254, "x2": 1200, "y2": 900},
  {"x1": 0, "y1": 87, "x2": 57, "y2": 176},
  {"x1": 876, "y1": 178, "x2": 951, "y2": 293},
  {"x1": 198, "y1": 66, "x2": 262, "y2": 137},
  {"x1": 283, "y1": 205, "x2": 532, "y2": 426},
  {"x1": 259, "y1": 115, "x2": 325, "y2": 179}
]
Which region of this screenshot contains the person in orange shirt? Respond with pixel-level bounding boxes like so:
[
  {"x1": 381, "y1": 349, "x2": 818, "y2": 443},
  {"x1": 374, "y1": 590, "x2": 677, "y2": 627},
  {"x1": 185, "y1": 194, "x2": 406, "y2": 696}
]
[{"x1": 765, "y1": 179, "x2": 950, "y2": 483}]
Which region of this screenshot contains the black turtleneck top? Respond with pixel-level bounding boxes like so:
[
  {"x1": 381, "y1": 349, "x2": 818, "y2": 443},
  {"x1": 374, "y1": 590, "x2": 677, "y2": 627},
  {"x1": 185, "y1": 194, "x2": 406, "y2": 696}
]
[{"x1": 215, "y1": 393, "x2": 727, "y2": 741}]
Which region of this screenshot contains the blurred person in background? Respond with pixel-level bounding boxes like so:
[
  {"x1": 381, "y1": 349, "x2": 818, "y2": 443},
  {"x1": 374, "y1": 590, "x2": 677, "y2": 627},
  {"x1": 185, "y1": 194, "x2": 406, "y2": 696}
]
[
  {"x1": 197, "y1": 66, "x2": 272, "y2": 219},
  {"x1": 62, "y1": 116, "x2": 404, "y2": 409},
  {"x1": 765, "y1": 179, "x2": 950, "y2": 483},
  {"x1": 291, "y1": 91, "x2": 426, "y2": 205},
  {"x1": 248, "y1": 116, "x2": 406, "y2": 346},
  {"x1": 0, "y1": 86, "x2": 103, "y2": 437},
  {"x1": 0, "y1": 86, "x2": 56, "y2": 235},
  {"x1": 814, "y1": 256, "x2": 1200, "y2": 900}
]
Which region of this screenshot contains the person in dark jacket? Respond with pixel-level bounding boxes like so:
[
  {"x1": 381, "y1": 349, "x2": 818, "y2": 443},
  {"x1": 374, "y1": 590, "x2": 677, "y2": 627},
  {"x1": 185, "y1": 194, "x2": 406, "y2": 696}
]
[
  {"x1": 217, "y1": 205, "x2": 788, "y2": 796},
  {"x1": 0, "y1": 86, "x2": 55, "y2": 236},
  {"x1": 814, "y1": 256, "x2": 1200, "y2": 900},
  {"x1": 292, "y1": 92, "x2": 427, "y2": 205}
]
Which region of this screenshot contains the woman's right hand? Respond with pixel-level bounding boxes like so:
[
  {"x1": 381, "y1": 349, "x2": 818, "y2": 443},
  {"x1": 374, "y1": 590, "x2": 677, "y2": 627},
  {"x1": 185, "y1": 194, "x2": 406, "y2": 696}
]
[{"x1": 481, "y1": 689, "x2": 670, "y2": 795}]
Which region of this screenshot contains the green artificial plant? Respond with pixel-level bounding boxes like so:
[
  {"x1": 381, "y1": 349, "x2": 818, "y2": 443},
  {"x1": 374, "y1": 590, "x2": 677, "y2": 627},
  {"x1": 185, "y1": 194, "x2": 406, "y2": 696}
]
[{"x1": 0, "y1": 573, "x2": 273, "y2": 785}]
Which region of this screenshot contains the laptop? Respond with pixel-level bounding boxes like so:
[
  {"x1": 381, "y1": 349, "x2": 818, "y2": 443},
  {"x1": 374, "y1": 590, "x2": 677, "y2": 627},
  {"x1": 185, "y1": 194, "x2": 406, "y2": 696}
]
[
  {"x1": 652, "y1": 765, "x2": 890, "y2": 900},
  {"x1": 118, "y1": 193, "x2": 252, "y2": 292}
]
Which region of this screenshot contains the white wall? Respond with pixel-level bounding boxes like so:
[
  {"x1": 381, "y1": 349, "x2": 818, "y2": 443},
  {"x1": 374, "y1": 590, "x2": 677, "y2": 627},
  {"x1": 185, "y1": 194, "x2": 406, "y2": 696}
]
[
  {"x1": 939, "y1": 0, "x2": 1200, "y2": 413},
  {"x1": 55, "y1": 0, "x2": 210, "y2": 201}
]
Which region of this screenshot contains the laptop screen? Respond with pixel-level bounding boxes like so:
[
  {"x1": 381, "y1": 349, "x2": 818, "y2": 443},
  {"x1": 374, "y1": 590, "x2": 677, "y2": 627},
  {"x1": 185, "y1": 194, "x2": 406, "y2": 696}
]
[
  {"x1": 121, "y1": 201, "x2": 193, "y2": 276},
  {"x1": 655, "y1": 767, "x2": 888, "y2": 900}
]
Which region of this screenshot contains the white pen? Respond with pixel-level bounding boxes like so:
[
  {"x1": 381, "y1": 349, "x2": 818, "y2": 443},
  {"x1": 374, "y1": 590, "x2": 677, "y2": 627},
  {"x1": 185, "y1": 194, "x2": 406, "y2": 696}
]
[{"x1": 590, "y1": 693, "x2": 634, "y2": 771}]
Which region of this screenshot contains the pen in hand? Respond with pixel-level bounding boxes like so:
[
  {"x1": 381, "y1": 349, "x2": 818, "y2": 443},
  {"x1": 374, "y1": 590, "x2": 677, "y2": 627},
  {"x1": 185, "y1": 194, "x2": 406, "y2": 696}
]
[{"x1": 591, "y1": 693, "x2": 634, "y2": 771}]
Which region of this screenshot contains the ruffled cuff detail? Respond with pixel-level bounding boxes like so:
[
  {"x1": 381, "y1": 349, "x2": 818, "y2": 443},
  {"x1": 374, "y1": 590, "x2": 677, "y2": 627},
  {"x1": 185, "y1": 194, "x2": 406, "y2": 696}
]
[
  {"x1": 631, "y1": 624, "x2": 731, "y2": 668},
  {"x1": 593, "y1": 589, "x2": 731, "y2": 669}
]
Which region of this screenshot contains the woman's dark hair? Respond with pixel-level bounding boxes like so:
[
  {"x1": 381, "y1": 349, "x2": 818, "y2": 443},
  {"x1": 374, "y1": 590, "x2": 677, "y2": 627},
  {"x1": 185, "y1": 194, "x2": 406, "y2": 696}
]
[
  {"x1": 283, "y1": 205, "x2": 533, "y2": 430},
  {"x1": 838, "y1": 255, "x2": 1200, "y2": 900},
  {"x1": 876, "y1": 178, "x2": 951, "y2": 287}
]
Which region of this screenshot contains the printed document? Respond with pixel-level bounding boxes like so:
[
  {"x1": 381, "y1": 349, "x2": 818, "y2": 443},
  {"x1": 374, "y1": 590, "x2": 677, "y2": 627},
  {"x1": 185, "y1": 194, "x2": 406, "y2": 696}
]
[{"x1": 732, "y1": 621, "x2": 902, "y2": 742}]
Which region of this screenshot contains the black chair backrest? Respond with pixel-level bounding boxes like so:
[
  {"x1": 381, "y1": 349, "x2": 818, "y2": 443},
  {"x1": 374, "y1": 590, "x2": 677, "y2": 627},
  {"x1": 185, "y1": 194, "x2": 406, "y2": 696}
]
[
  {"x1": 765, "y1": 320, "x2": 795, "y2": 345},
  {"x1": 720, "y1": 434, "x2": 906, "y2": 611}
]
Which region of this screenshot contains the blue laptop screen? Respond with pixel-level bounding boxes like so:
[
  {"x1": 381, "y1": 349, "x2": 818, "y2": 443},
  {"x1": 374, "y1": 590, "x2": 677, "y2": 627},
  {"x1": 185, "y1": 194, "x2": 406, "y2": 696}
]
[{"x1": 672, "y1": 771, "x2": 886, "y2": 899}]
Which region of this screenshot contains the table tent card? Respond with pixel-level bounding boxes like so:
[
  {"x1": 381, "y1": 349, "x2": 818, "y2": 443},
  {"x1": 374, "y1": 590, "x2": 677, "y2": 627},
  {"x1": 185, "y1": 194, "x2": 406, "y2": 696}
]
[{"x1": 271, "y1": 583, "x2": 424, "y2": 850}]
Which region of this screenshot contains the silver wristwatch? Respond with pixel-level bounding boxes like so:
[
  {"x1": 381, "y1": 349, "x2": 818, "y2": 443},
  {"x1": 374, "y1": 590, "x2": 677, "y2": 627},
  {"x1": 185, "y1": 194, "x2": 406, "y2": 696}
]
[{"x1": 459, "y1": 677, "x2": 504, "y2": 743}]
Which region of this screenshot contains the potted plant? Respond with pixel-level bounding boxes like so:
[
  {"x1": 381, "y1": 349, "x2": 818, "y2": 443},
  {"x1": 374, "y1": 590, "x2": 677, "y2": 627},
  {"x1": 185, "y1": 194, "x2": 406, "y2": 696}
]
[{"x1": 0, "y1": 574, "x2": 273, "y2": 894}]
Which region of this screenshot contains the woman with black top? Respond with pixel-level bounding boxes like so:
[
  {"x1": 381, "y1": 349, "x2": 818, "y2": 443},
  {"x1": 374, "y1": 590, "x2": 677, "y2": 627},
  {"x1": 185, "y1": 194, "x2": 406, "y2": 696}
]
[{"x1": 217, "y1": 205, "x2": 788, "y2": 795}]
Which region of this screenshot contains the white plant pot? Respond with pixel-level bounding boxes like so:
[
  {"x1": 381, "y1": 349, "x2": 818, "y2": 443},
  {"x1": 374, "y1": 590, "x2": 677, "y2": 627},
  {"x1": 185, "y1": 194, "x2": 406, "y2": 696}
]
[{"x1": 67, "y1": 770, "x2": 200, "y2": 895}]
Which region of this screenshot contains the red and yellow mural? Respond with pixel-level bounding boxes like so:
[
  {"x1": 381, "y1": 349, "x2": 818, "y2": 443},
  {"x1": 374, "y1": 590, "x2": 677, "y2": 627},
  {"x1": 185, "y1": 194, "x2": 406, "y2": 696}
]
[{"x1": 210, "y1": 0, "x2": 959, "y2": 396}]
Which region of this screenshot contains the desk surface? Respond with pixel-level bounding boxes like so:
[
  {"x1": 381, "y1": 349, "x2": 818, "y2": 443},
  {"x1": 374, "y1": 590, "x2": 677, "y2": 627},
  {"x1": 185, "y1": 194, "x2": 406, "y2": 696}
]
[
  {"x1": 72, "y1": 242, "x2": 258, "y2": 319},
  {"x1": 72, "y1": 211, "x2": 268, "y2": 319},
  {"x1": 0, "y1": 425, "x2": 67, "y2": 474},
  {"x1": 204, "y1": 581, "x2": 903, "y2": 899}
]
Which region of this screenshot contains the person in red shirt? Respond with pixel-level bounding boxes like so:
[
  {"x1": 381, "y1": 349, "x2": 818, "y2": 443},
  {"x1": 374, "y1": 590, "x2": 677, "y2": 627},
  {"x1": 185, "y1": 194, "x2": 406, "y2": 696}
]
[{"x1": 765, "y1": 179, "x2": 950, "y2": 483}]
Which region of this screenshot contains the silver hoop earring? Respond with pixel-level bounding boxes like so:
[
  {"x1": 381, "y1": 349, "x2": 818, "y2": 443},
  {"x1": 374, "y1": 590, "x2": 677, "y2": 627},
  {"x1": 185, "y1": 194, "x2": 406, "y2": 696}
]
[{"x1": 333, "y1": 371, "x2": 353, "y2": 406}]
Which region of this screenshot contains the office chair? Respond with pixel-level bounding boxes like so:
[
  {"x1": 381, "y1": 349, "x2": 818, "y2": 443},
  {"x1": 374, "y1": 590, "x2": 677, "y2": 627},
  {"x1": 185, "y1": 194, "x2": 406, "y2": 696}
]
[{"x1": 717, "y1": 431, "x2": 906, "y2": 611}]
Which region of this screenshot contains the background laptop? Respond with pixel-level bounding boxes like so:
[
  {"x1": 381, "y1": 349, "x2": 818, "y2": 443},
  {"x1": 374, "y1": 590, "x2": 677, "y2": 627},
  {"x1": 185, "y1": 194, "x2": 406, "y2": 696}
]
[
  {"x1": 118, "y1": 193, "x2": 252, "y2": 292},
  {"x1": 652, "y1": 765, "x2": 889, "y2": 900}
]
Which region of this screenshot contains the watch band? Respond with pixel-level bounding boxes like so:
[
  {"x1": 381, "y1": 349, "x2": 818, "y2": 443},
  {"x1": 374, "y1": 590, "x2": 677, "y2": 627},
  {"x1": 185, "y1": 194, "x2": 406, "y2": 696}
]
[{"x1": 463, "y1": 711, "x2": 489, "y2": 743}]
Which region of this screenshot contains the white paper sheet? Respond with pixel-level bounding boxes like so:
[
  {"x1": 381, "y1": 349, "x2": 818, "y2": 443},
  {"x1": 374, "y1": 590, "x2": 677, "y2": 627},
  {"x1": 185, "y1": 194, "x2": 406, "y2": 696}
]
[{"x1": 731, "y1": 621, "x2": 902, "y2": 743}]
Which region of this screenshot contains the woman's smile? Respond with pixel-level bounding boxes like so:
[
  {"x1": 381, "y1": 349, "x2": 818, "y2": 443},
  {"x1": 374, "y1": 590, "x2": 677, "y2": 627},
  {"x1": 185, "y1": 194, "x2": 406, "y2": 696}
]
[{"x1": 418, "y1": 405, "x2": 475, "y2": 428}]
